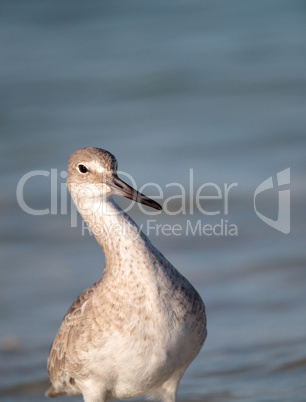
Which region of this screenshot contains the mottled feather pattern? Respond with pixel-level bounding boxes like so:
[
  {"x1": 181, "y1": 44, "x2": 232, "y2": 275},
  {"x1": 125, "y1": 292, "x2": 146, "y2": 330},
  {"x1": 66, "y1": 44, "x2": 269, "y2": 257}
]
[{"x1": 47, "y1": 281, "x2": 100, "y2": 395}]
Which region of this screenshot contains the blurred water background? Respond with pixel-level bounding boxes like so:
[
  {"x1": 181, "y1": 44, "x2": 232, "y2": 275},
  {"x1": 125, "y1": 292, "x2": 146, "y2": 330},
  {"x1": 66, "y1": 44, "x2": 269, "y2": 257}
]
[{"x1": 1, "y1": 1, "x2": 306, "y2": 401}]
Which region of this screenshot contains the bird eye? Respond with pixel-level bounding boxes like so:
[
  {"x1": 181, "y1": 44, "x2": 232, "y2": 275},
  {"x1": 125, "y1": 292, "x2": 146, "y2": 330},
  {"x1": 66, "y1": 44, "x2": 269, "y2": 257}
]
[{"x1": 78, "y1": 164, "x2": 88, "y2": 174}]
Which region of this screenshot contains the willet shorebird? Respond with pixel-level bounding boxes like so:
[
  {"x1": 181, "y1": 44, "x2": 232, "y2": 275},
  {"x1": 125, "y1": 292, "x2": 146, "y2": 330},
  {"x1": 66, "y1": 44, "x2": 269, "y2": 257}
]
[{"x1": 46, "y1": 147, "x2": 207, "y2": 402}]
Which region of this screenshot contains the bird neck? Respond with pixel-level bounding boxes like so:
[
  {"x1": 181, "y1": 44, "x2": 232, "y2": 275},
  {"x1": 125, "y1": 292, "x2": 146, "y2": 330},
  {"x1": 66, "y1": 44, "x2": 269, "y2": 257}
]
[{"x1": 76, "y1": 196, "x2": 154, "y2": 271}]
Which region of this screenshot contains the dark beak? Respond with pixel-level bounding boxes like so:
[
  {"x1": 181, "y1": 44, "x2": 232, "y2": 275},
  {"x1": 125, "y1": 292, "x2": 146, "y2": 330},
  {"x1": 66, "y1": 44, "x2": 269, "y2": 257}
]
[{"x1": 108, "y1": 175, "x2": 162, "y2": 211}]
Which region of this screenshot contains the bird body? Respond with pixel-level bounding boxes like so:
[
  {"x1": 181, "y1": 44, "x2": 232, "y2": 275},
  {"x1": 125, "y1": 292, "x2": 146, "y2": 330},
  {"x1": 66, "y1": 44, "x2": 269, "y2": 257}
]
[{"x1": 46, "y1": 148, "x2": 206, "y2": 402}]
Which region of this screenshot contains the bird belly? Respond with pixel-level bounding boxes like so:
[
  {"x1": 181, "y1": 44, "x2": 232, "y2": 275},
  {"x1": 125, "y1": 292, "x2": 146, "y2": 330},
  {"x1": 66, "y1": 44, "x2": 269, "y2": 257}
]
[{"x1": 82, "y1": 310, "x2": 204, "y2": 400}]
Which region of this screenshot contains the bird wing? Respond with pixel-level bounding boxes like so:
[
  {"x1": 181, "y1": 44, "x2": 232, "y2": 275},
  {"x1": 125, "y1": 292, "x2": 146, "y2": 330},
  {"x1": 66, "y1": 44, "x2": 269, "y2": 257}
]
[{"x1": 47, "y1": 281, "x2": 100, "y2": 392}]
